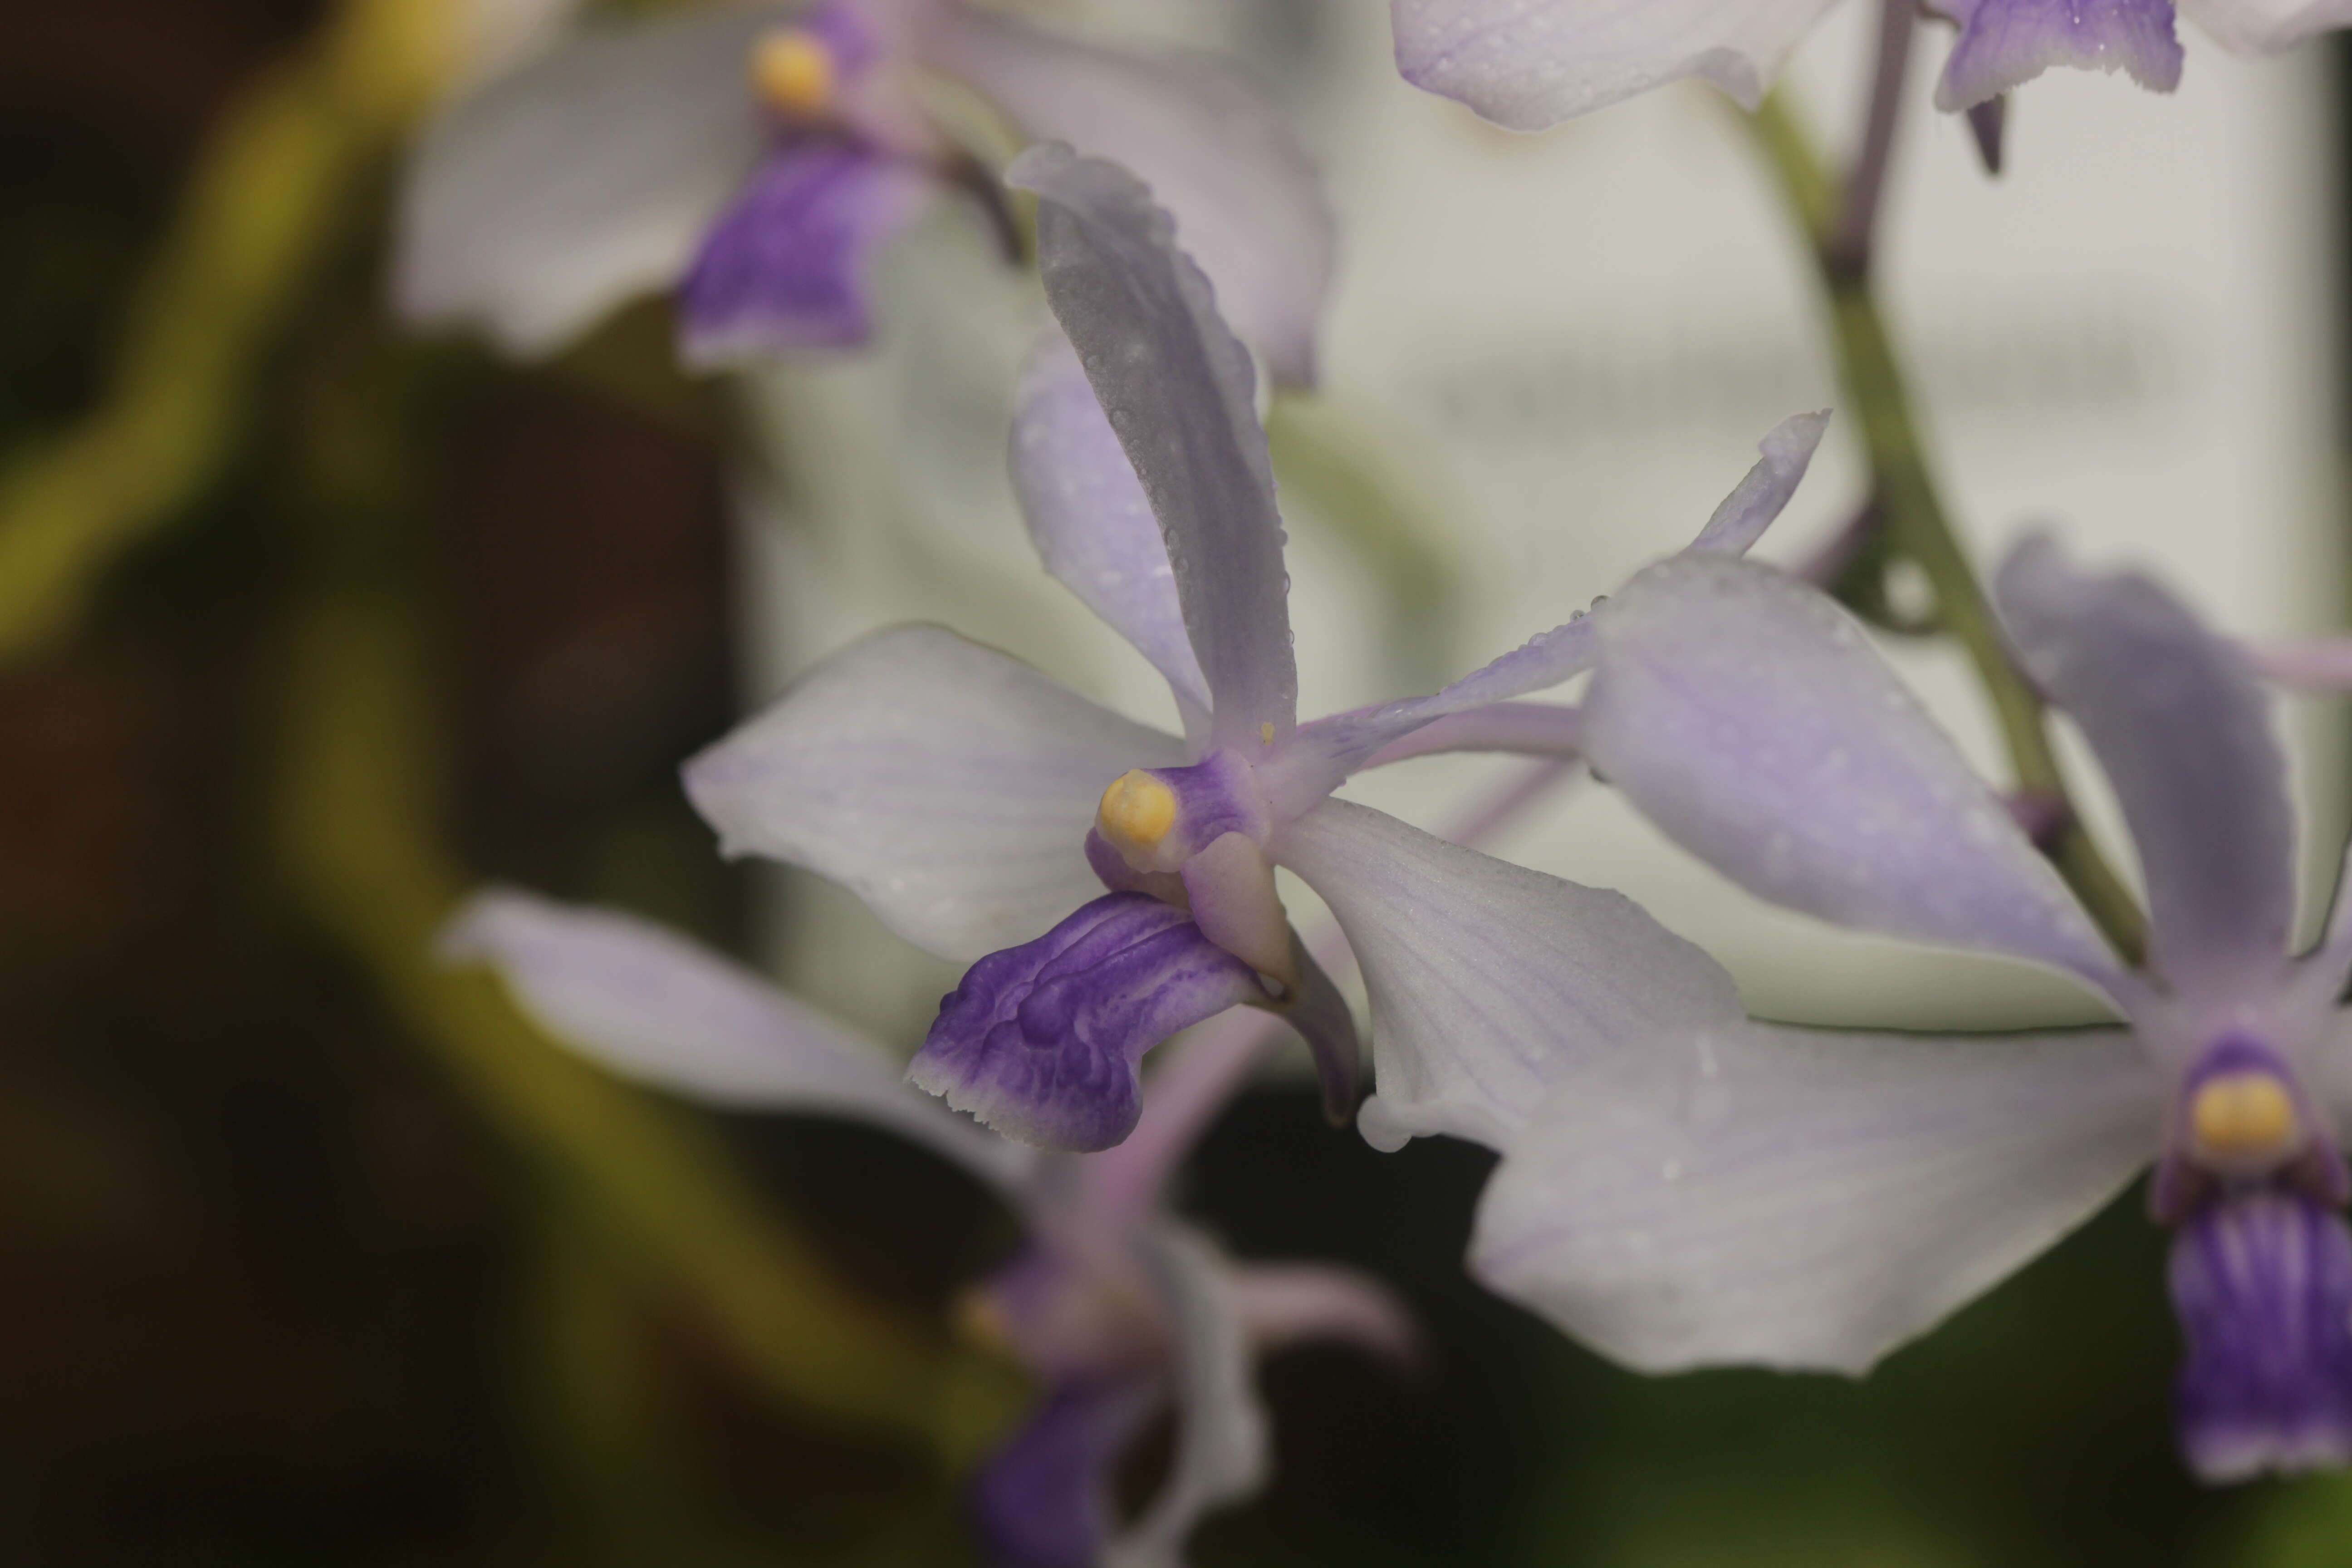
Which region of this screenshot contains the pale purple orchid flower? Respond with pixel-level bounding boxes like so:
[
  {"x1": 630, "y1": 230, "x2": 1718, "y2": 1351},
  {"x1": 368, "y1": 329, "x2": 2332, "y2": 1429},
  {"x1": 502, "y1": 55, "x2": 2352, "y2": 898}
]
[
  {"x1": 1391, "y1": 0, "x2": 2352, "y2": 130},
  {"x1": 442, "y1": 887, "x2": 1413, "y2": 1568},
  {"x1": 1392, "y1": 535, "x2": 2352, "y2": 1481},
  {"x1": 679, "y1": 141, "x2": 1830, "y2": 1153},
  {"x1": 396, "y1": 0, "x2": 1332, "y2": 381}
]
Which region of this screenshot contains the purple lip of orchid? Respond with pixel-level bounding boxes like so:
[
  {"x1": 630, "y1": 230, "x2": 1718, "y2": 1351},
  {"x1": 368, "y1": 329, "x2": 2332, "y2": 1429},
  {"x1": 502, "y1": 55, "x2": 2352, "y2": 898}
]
[
  {"x1": 2171, "y1": 1187, "x2": 2352, "y2": 1482},
  {"x1": 910, "y1": 894, "x2": 1273, "y2": 1153},
  {"x1": 2150, "y1": 1034, "x2": 2352, "y2": 1478}
]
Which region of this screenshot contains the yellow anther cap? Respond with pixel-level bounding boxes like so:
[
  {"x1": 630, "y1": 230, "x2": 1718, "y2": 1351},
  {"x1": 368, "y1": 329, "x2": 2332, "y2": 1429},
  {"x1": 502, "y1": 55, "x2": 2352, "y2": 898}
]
[
  {"x1": 2189, "y1": 1071, "x2": 2299, "y2": 1162},
  {"x1": 750, "y1": 28, "x2": 837, "y2": 118},
  {"x1": 1098, "y1": 769, "x2": 1178, "y2": 856}
]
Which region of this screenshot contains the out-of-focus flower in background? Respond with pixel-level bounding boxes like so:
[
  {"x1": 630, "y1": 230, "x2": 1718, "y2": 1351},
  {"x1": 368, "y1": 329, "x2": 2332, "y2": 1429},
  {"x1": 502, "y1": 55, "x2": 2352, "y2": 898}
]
[
  {"x1": 1388, "y1": 0, "x2": 2352, "y2": 128},
  {"x1": 446, "y1": 887, "x2": 1414, "y2": 1567},
  {"x1": 396, "y1": 0, "x2": 1333, "y2": 379}
]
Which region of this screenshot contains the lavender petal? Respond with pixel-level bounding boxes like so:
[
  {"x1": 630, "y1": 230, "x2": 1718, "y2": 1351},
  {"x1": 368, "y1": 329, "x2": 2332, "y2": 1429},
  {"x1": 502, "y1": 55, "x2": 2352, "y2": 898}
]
[
  {"x1": 1930, "y1": 0, "x2": 2184, "y2": 110},
  {"x1": 1388, "y1": 0, "x2": 1841, "y2": 129},
  {"x1": 1009, "y1": 144, "x2": 1298, "y2": 755},
  {"x1": 1685, "y1": 411, "x2": 1833, "y2": 558},
  {"x1": 931, "y1": 10, "x2": 1335, "y2": 387},
  {"x1": 1274, "y1": 799, "x2": 1744, "y2": 1154},
  {"x1": 441, "y1": 887, "x2": 1038, "y2": 1194},
  {"x1": 1475, "y1": 1020, "x2": 2160, "y2": 1374},
  {"x1": 1995, "y1": 535, "x2": 2296, "y2": 996},
  {"x1": 1012, "y1": 331, "x2": 1212, "y2": 738},
  {"x1": 1578, "y1": 553, "x2": 2129, "y2": 999}
]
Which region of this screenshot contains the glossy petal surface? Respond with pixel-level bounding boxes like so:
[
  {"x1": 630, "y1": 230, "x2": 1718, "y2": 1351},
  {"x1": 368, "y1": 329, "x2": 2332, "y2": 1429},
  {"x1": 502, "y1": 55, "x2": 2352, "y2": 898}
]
[
  {"x1": 441, "y1": 888, "x2": 1035, "y2": 1192},
  {"x1": 934, "y1": 11, "x2": 1334, "y2": 386},
  {"x1": 1010, "y1": 145, "x2": 1298, "y2": 753},
  {"x1": 1933, "y1": 0, "x2": 2182, "y2": 109},
  {"x1": 1389, "y1": 0, "x2": 1841, "y2": 129},
  {"x1": 1996, "y1": 535, "x2": 2295, "y2": 994},
  {"x1": 1011, "y1": 332, "x2": 1211, "y2": 733},
  {"x1": 684, "y1": 625, "x2": 1187, "y2": 960},
  {"x1": 1579, "y1": 554, "x2": 2125, "y2": 997},
  {"x1": 1474, "y1": 1021, "x2": 2160, "y2": 1373},
  {"x1": 396, "y1": 3, "x2": 773, "y2": 354},
  {"x1": 1274, "y1": 799, "x2": 1744, "y2": 1153}
]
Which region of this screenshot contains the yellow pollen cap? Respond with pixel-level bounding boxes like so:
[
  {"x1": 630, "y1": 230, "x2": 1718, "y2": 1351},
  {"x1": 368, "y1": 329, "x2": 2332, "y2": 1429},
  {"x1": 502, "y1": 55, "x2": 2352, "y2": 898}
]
[
  {"x1": 2189, "y1": 1071, "x2": 2298, "y2": 1161},
  {"x1": 750, "y1": 28, "x2": 837, "y2": 118},
  {"x1": 1098, "y1": 769, "x2": 1178, "y2": 853}
]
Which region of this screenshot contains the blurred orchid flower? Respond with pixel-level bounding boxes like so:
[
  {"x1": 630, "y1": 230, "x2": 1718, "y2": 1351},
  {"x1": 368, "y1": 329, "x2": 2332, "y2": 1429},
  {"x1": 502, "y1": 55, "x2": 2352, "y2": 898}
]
[
  {"x1": 443, "y1": 888, "x2": 1412, "y2": 1567},
  {"x1": 1390, "y1": 0, "x2": 2352, "y2": 130},
  {"x1": 681, "y1": 142, "x2": 1829, "y2": 1152},
  {"x1": 1426, "y1": 537, "x2": 2352, "y2": 1481},
  {"x1": 397, "y1": 0, "x2": 1332, "y2": 381}
]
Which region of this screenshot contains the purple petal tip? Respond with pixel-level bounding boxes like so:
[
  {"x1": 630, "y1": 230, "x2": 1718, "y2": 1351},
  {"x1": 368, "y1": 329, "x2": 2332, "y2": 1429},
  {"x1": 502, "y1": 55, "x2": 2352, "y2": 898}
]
[{"x1": 1935, "y1": 0, "x2": 2183, "y2": 112}]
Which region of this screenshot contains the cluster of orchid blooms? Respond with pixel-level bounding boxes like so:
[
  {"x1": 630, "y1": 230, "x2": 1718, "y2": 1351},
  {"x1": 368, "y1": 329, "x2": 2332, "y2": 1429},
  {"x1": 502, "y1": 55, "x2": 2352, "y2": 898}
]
[{"x1": 397, "y1": 0, "x2": 2352, "y2": 1560}]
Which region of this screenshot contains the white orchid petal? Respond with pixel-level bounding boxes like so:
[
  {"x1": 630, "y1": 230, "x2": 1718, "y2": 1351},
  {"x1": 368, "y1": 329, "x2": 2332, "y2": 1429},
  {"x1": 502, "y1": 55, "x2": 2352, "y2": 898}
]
[
  {"x1": 684, "y1": 625, "x2": 1186, "y2": 960},
  {"x1": 1473, "y1": 1020, "x2": 2161, "y2": 1374},
  {"x1": 442, "y1": 887, "x2": 1037, "y2": 1193}
]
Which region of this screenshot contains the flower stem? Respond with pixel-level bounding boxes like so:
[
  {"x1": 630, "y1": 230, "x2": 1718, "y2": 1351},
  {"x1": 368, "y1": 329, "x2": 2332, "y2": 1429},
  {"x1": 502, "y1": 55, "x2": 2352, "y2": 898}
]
[
  {"x1": 1743, "y1": 92, "x2": 2148, "y2": 963},
  {"x1": 1829, "y1": 0, "x2": 1915, "y2": 278}
]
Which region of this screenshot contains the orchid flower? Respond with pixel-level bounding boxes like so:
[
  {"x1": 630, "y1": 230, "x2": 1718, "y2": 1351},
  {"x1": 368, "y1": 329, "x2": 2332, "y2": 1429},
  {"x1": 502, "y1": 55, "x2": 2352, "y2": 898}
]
[
  {"x1": 1391, "y1": 0, "x2": 2352, "y2": 130},
  {"x1": 1394, "y1": 536, "x2": 2352, "y2": 1481},
  {"x1": 442, "y1": 887, "x2": 1413, "y2": 1567},
  {"x1": 397, "y1": 0, "x2": 1332, "y2": 381},
  {"x1": 679, "y1": 139, "x2": 1830, "y2": 1152}
]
